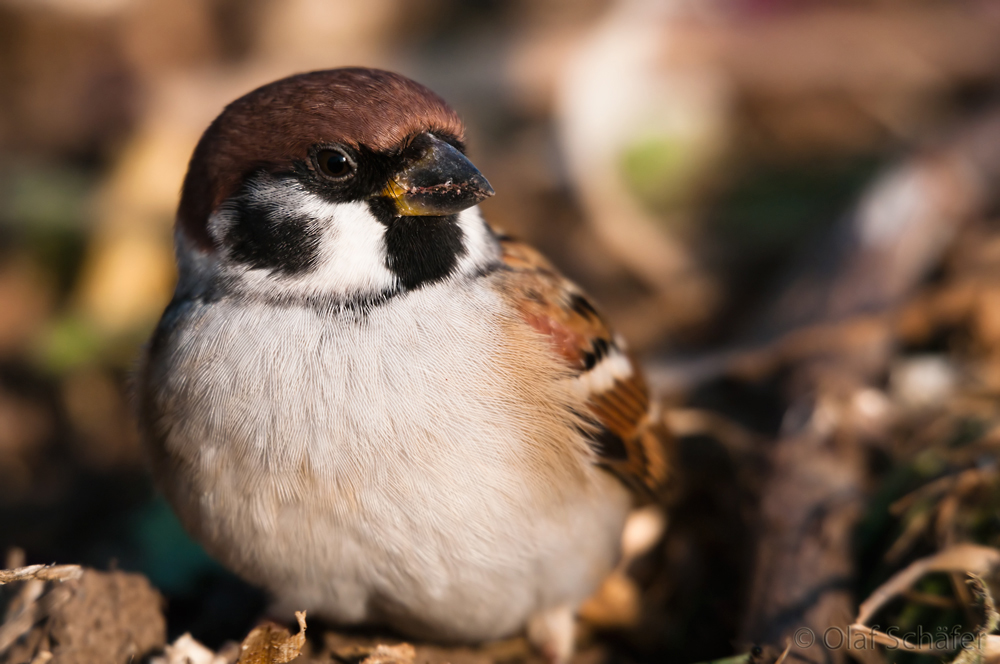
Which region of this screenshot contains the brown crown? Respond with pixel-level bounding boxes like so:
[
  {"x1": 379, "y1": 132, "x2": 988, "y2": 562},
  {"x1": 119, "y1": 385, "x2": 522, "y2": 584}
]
[{"x1": 177, "y1": 68, "x2": 466, "y2": 251}]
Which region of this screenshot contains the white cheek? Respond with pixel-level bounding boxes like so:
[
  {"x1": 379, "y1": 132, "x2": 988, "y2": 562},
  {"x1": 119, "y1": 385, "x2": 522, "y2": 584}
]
[
  {"x1": 217, "y1": 179, "x2": 399, "y2": 299},
  {"x1": 302, "y1": 199, "x2": 397, "y2": 296}
]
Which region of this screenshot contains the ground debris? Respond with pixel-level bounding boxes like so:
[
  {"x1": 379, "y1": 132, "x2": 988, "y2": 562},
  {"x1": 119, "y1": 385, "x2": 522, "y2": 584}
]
[
  {"x1": 153, "y1": 633, "x2": 236, "y2": 664},
  {"x1": 845, "y1": 549, "x2": 1000, "y2": 663},
  {"x1": 236, "y1": 611, "x2": 306, "y2": 664},
  {"x1": 324, "y1": 632, "x2": 574, "y2": 664},
  {"x1": 0, "y1": 569, "x2": 165, "y2": 664},
  {"x1": 855, "y1": 545, "x2": 1000, "y2": 626},
  {"x1": 331, "y1": 643, "x2": 416, "y2": 664},
  {"x1": 0, "y1": 566, "x2": 82, "y2": 587}
]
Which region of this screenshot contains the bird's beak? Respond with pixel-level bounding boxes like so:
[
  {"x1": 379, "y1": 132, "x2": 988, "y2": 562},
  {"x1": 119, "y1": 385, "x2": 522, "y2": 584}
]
[{"x1": 379, "y1": 134, "x2": 494, "y2": 216}]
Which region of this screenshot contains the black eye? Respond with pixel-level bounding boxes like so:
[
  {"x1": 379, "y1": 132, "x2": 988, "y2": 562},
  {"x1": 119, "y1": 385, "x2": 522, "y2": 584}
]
[{"x1": 317, "y1": 149, "x2": 354, "y2": 179}]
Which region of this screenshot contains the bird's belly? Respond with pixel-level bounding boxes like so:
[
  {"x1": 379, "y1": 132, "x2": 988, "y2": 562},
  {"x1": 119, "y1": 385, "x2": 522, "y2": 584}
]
[{"x1": 145, "y1": 288, "x2": 630, "y2": 641}]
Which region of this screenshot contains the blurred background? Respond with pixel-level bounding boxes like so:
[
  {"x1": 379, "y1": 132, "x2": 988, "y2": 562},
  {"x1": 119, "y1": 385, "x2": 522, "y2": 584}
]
[{"x1": 2, "y1": 0, "x2": 1000, "y2": 662}]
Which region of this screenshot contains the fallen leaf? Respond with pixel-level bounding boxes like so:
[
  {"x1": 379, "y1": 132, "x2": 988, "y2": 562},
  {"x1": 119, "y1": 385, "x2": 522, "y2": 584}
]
[
  {"x1": 361, "y1": 643, "x2": 416, "y2": 664},
  {"x1": 330, "y1": 642, "x2": 416, "y2": 664},
  {"x1": 238, "y1": 611, "x2": 306, "y2": 664}
]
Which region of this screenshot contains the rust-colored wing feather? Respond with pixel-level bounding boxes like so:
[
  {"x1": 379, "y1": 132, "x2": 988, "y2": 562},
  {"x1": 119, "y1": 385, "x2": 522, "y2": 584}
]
[{"x1": 497, "y1": 235, "x2": 671, "y2": 496}]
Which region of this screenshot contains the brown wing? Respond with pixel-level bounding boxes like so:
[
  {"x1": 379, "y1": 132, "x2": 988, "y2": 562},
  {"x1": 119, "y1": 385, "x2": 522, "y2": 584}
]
[{"x1": 497, "y1": 235, "x2": 671, "y2": 496}]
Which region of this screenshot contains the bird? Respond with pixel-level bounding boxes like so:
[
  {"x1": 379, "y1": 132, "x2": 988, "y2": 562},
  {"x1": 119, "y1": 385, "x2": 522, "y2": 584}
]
[{"x1": 137, "y1": 67, "x2": 670, "y2": 663}]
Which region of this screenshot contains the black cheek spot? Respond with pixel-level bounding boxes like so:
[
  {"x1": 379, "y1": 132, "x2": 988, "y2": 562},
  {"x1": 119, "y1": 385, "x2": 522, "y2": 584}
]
[{"x1": 225, "y1": 199, "x2": 321, "y2": 276}]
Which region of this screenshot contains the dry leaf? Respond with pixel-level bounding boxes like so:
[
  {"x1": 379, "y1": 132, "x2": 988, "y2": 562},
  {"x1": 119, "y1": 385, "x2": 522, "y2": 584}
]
[
  {"x1": 330, "y1": 642, "x2": 416, "y2": 664},
  {"x1": 237, "y1": 611, "x2": 307, "y2": 664},
  {"x1": 360, "y1": 643, "x2": 416, "y2": 664}
]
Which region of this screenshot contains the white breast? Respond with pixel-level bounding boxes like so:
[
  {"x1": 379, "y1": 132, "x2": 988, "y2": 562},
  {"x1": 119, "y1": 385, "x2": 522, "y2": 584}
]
[{"x1": 145, "y1": 275, "x2": 630, "y2": 642}]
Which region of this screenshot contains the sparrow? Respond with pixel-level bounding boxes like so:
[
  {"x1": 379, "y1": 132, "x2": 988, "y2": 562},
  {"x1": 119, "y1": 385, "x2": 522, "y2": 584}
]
[{"x1": 137, "y1": 68, "x2": 669, "y2": 662}]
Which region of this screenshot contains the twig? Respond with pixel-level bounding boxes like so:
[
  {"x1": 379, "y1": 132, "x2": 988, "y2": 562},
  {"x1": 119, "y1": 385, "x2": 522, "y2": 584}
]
[
  {"x1": 856, "y1": 544, "x2": 1000, "y2": 625},
  {"x1": 0, "y1": 564, "x2": 83, "y2": 586}
]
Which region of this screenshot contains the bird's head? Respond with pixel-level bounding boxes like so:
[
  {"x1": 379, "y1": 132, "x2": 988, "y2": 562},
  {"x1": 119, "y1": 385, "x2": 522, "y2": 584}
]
[{"x1": 176, "y1": 68, "x2": 497, "y2": 303}]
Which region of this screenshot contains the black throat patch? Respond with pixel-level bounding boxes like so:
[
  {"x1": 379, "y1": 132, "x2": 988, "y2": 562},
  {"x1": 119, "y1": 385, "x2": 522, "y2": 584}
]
[{"x1": 369, "y1": 199, "x2": 467, "y2": 291}]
